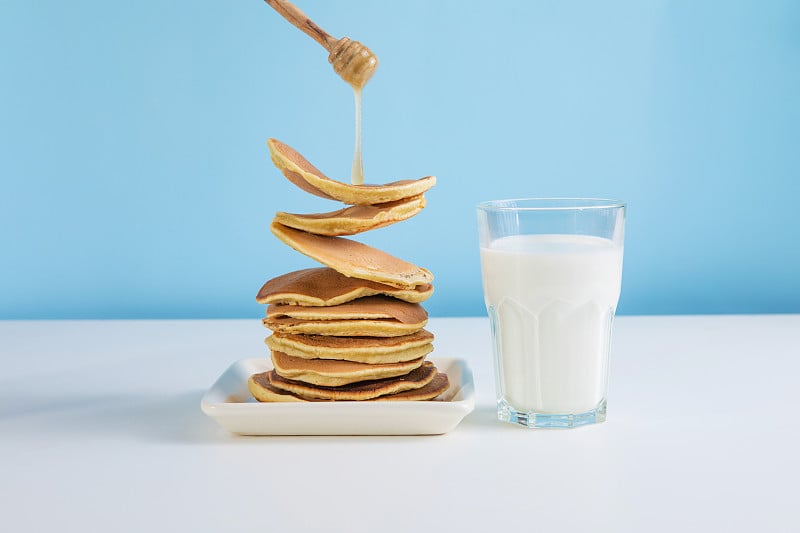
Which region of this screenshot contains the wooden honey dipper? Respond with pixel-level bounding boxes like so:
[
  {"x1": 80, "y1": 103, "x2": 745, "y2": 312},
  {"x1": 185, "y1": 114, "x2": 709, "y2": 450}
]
[{"x1": 264, "y1": 0, "x2": 379, "y2": 89}]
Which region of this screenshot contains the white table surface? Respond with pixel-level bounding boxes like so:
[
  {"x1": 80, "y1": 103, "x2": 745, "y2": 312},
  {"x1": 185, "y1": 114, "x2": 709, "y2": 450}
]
[{"x1": 1, "y1": 315, "x2": 798, "y2": 532}]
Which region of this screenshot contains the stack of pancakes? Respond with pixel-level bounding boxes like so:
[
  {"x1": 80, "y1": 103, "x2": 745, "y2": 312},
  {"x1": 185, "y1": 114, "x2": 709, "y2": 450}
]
[{"x1": 248, "y1": 139, "x2": 449, "y2": 402}]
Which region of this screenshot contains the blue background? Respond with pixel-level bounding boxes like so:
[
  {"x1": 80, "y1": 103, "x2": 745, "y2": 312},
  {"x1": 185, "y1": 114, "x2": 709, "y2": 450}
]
[{"x1": 1, "y1": 0, "x2": 798, "y2": 319}]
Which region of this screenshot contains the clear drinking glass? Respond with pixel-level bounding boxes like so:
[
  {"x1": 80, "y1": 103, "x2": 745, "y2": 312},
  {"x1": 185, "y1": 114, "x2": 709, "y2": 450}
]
[{"x1": 477, "y1": 198, "x2": 625, "y2": 428}]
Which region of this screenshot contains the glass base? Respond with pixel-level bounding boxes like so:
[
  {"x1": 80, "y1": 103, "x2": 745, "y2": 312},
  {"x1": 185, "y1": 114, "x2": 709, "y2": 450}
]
[{"x1": 497, "y1": 399, "x2": 607, "y2": 429}]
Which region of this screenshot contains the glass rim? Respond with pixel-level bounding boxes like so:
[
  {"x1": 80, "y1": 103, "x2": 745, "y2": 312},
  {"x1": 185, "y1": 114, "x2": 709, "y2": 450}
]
[{"x1": 477, "y1": 197, "x2": 626, "y2": 212}]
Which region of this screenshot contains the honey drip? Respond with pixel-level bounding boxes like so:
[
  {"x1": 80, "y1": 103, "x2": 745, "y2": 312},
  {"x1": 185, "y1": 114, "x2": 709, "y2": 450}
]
[{"x1": 351, "y1": 87, "x2": 364, "y2": 185}]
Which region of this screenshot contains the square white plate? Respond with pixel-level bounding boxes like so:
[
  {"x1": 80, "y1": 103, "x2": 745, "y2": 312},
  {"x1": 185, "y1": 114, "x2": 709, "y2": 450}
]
[{"x1": 201, "y1": 357, "x2": 475, "y2": 436}]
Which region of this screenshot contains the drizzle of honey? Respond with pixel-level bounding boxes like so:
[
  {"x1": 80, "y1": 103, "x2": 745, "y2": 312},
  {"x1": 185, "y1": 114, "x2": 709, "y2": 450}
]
[{"x1": 351, "y1": 87, "x2": 364, "y2": 185}]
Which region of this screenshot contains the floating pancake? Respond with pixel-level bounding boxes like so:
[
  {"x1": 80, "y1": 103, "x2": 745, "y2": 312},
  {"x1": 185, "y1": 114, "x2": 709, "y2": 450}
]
[
  {"x1": 267, "y1": 138, "x2": 436, "y2": 205},
  {"x1": 248, "y1": 369, "x2": 450, "y2": 402},
  {"x1": 274, "y1": 195, "x2": 426, "y2": 236},
  {"x1": 263, "y1": 361, "x2": 438, "y2": 401},
  {"x1": 256, "y1": 268, "x2": 433, "y2": 306},
  {"x1": 265, "y1": 330, "x2": 434, "y2": 363},
  {"x1": 271, "y1": 222, "x2": 433, "y2": 289},
  {"x1": 271, "y1": 351, "x2": 425, "y2": 387},
  {"x1": 263, "y1": 295, "x2": 428, "y2": 336}
]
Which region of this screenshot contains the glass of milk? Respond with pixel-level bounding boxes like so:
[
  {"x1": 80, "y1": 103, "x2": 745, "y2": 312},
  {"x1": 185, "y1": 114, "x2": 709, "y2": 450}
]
[{"x1": 477, "y1": 198, "x2": 625, "y2": 428}]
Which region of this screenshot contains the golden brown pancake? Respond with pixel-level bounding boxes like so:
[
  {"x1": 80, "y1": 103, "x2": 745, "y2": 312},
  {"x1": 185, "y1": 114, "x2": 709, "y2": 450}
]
[
  {"x1": 271, "y1": 350, "x2": 425, "y2": 386},
  {"x1": 271, "y1": 222, "x2": 433, "y2": 289},
  {"x1": 267, "y1": 138, "x2": 436, "y2": 205},
  {"x1": 266, "y1": 330, "x2": 434, "y2": 363},
  {"x1": 267, "y1": 296, "x2": 427, "y2": 323},
  {"x1": 263, "y1": 296, "x2": 428, "y2": 336},
  {"x1": 264, "y1": 361, "x2": 438, "y2": 400},
  {"x1": 256, "y1": 268, "x2": 433, "y2": 306},
  {"x1": 274, "y1": 195, "x2": 426, "y2": 236},
  {"x1": 263, "y1": 316, "x2": 426, "y2": 337},
  {"x1": 372, "y1": 371, "x2": 450, "y2": 401},
  {"x1": 247, "y1": 376, "x2": 310, "y2": 402},
  {"x1": 248, "y1": 369, "x2": 450, "y2": 402}
]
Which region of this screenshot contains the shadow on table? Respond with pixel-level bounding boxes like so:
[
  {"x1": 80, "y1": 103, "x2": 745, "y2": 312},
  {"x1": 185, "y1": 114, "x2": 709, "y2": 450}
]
[
  {"x1": 1, "y1": 390, "x2": 518, "y2": 442},
  {"x1": 0, "y1": 390, "x2": 227, "y2": 444},
  {"x1": 99, "y1": 395, "x2": 510, "y2": 443},
  {"x1": 131, "y1": 391, "x2": 228, "y2": 443},
  {"x1": 460, "y1": 405, "x2": 521, "y2": 432}
]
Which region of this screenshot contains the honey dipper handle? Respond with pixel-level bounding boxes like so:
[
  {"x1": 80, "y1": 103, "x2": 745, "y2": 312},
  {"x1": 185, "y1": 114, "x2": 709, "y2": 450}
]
[{"x1": 263, "y1": 0, "x2": 338, "y2": 51}]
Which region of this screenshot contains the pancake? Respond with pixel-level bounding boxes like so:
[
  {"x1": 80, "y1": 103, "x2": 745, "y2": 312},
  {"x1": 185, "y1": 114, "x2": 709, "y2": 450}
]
[
  {"x1": 372, "y1": 371, "x2": 450, "y2": 401},
  {"x1": 248, "y1": 369, "x2": 450, "y2": 402},
  {"x1": 264, "y1": 361, "x2": 438, "y2": 401},
  {"x1": 263, "y1": 295, "x2": 428, "y2": 336},
  {"x1": 274, "y1": 195, "x2": 426, "y2": 236},
  {"x1": 271, "y1": 222, "x2": 433, "y2": 289},
  {"x1": 271, "y1": 350, "x2": 425, "y2": 387},
  {"x1": 266, "y1": 330, "x2": 434, "y2": 363},
  {"x1": 247, "y1": 376, "x2": 310, "y2": 403},
  {"x1": 263, "y1": 316, "x2": 426, "y2": 337},
  {"x1": 267, "y1": 296, "x2": 427, "y2": 322},
  {"x1": 267, "y1": 138, "x2": 436, "y2": 205},
  {"x1": 256, "y1": 268, "x2": 434, "y2": 306}
]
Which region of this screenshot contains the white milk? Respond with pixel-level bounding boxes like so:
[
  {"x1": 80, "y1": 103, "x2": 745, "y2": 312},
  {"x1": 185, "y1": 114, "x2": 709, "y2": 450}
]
[{"x1": 480, "y1": 234, "x2": 623, "y2": 413}]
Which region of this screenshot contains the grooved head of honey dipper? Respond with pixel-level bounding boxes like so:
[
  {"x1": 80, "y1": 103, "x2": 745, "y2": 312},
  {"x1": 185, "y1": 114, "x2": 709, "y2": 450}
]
[{"x1": 328, "y1": 37, "x2": 379, "y2": 89}]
